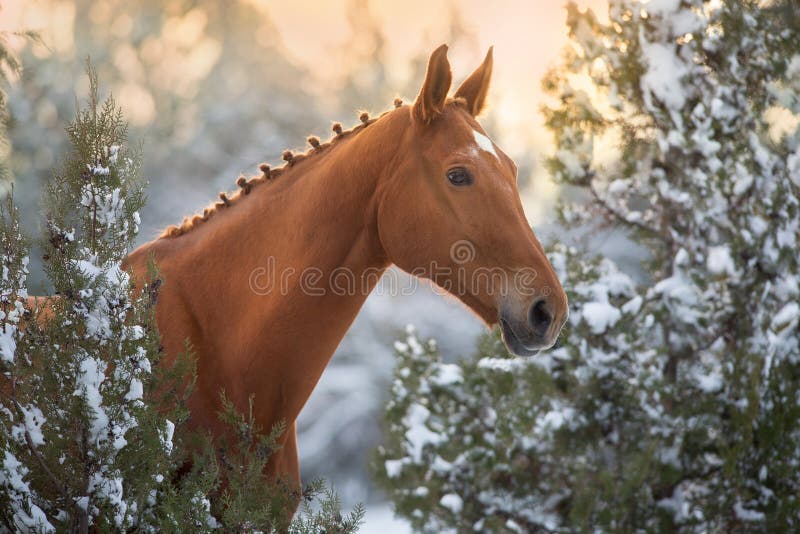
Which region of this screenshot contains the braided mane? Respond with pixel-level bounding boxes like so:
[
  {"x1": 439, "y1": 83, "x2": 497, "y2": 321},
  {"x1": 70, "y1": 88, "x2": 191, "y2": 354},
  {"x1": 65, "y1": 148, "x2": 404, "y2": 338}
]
[
  {"x1": 157, "y1": 107, "x2": 383, "y2": 238},
  {"x1": 158, "y1": 97, "x2": 468, "y2": 239}
]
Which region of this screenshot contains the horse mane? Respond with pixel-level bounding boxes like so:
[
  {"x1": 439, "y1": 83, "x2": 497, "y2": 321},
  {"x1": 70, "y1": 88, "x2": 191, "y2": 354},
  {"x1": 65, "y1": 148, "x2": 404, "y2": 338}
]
[{"x1": 158, "y1": 97, "x2": 468, "y2": 239}]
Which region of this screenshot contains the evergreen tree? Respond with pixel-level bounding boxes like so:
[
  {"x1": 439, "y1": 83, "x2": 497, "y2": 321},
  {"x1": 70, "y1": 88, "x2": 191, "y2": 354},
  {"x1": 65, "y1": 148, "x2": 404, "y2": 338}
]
[
  {"x1": 0, "y1": 67, "x2": 363, "y2": 532},
  {"x1": 0, "y1": 62, "x2": 202, "y2": 531},
  {"x1": 376, "y1": 1, "x2": 800, "y2": 531}
]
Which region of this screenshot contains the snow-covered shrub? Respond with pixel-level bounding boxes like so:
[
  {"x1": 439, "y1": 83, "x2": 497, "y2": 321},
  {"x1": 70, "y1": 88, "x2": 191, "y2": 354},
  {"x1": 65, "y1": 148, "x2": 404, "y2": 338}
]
[
  {"x1": 0, "y1": 65, "x2": 178, "y2": 532},
  {"x1": 0, "y1": 67, "x2": 362, "y2": 532},
  {"x1": 376, "y1": 1, "x2": 800, "y2": 531}
]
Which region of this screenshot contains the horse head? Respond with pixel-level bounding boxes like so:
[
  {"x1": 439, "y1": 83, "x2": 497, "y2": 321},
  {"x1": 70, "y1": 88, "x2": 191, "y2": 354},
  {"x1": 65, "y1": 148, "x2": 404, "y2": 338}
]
[{"x1": 378, "y1": 45, "x2": 568, "y2": 355}]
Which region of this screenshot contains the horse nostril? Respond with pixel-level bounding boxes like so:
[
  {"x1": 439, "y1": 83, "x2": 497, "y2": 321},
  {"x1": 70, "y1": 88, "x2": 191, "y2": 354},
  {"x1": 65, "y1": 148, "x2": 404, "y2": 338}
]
[{"x1": 529, "y1": 299, "x2": 552, "y2": 338}]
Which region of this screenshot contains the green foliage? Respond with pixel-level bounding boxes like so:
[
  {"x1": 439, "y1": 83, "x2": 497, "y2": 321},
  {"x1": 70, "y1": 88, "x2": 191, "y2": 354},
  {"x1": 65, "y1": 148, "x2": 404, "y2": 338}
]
[
  {"x1": 375, "y1": 326, "x2": 566, "y2": 533},
  {"x1": 151, "y1": 391, "x2": 364, "y2": 533},
  {"x1": 214, "y1": 392, "x2": 298, "y2": 531},
  {"x1": 0, "y1": 61, "x2": 173, "y2": 532},
  {"x1": 205, "y1": 392, "x2": 364, "y2": 533},
  {"x1": 377, "y1": 1, "x2": 800, "y2": 532},
  {"x1": 289, "y1": 486, "x2": 365, "y2": 534}
]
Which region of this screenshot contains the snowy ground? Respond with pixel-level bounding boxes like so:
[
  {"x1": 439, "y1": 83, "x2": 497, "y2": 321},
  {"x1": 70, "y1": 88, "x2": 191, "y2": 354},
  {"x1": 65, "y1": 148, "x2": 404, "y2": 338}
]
[{"x1": 361, "y1": 504, "x2": 411, "y2": 534}]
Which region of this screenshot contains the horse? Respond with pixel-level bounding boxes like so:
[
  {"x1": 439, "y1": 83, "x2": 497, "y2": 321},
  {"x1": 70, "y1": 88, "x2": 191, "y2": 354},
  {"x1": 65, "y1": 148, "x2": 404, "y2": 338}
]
[{"x1": 124, "y1": 44, "x2": 568, "y2": 491}]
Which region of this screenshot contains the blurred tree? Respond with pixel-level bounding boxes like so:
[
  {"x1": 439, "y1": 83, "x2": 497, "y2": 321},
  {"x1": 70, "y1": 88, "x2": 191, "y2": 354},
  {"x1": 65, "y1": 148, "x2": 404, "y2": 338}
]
[
  {"x1": 7, "y1": 0, "x2": 323, "y2": 289},
  {"x1": 334, "y1": 0, "x2": 391, "y2": 115},
  {"x1": 376, "y1": 0, "x2": 800, "y2": 531},
  {"x1": 0, "y1": 13, "x2": 37, "y2": 187}
]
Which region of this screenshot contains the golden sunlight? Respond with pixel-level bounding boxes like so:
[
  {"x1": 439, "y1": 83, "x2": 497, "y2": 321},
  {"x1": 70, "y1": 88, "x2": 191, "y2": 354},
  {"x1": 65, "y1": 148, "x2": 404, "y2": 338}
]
[
  {"x1": 2, "y1": 0, "x2": 608, "y2": 221},
  {"x1": 261, "y1": 0, "x2": 609, "y2": 221}
]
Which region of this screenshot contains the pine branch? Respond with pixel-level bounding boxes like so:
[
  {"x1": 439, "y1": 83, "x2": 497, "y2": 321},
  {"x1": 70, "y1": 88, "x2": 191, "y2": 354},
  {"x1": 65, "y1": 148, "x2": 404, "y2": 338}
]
[
  {"x1": 587, "y1": 180, "x2": 665, "y2": 242},
  {"x1": 8, "y1": 395, "x2": 68, "y2": 514}
]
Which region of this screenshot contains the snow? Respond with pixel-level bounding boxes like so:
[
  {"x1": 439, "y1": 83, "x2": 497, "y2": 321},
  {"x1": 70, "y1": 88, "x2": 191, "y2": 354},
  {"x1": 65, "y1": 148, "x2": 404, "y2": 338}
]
[
  {"x1": 695, "y1": 368, "x2": 723, "y2": 393},
  {"x1": 1, "y1": 452, "x2": 30, "y2": 496},
  {"x1": 556, "y1": 148, "x2": 584, "y2": 177},
  {"x1": 80, "y1": 186, "x2": 127, "y2": 228},
  {"x1": 75, "y1": 496, "x2": 89, "y2": 511},
  {"x1": 581, "y1": 301, "x2": 621, "y2": 334},
  {"x1": 691, "y1": 126, "x2": 721, "y2": 157},
  {"x1": 439, "y1": 493, "x2": 463, "y2": 514},
  {"x1": 477, "y1": 357, "x2": 532, "y2": 372},
  {"x1": 596, "y1": 262, "x2": 635, "y2": 296},
  {"x1": 11, "y1": 405, "x2": 46, "y2": 447},
  {"x1": 403, "y1": 403, "x2": 445, "y2": 463},
  {"x1": 622, "y1": 295, "x2": 643, "y2": 315},
  {"x1": 190, "y1": 493, "x2": 219, "y2": 528},
  {"x1": 734, "y1": 501, "x2": 765, "y2": 522},
  {"x1": 361, "y1": 503, "x2": 412, "y2": 534},
  {"x1": 87, "y1": 163, "x2": 110, "y2": 176},
  {"x1": 406, "y1": 332, "x2": 424, "y2": 356},
  {"x1": 657, "y1": 484, "x2": 693, "y2": 523},
  {"x1": 72, "y1": 258, "x2": 131, "y2": 339},
  {"x1": 384, "y1": 459, "x2": 404, "y2": 478},
  {"x1": 162, "y1": 419, "x2": 176, "y2": 455},
  {"x1": 431, "y1": 455, "x2": 454, "y2": 473},
  {"x1": 535, "y1": 406, "x2": 574, "y2": 434},
  {"x1": 639, "y1": 32, "x2": 690, "y2": 111},
  {"x1": 644, "y1": 0, "x2": 680, "y2": 15},
  {"x1": 0, "y1": 451, "x2": 55, "y2": 532},
  {"x1": 73, "y1": 258, "x2": 103, "y2": 280},
  {"x1": 505, "y1": 519, "x2": 525, "y2": 533},
  {"x1": 0, "y1": 324, "x2": 18, "y2": 363},
  {"x1": 125, "y1": 378, "x2": 144, "y2": 401},
  {"x1": 413, "y1": 486, "x2": 429, "y2": 497},
  {"x1": 607, "y1": 179, "x2": 627, "y2": 195},
  {"x1": 88, "y1": 472, "x2": 127, "y2": 527},
  {"x1": 25, "y1": 501, "x2": 54, "y2": 532},
  {"x1": 134, "y1": 347, "x2": 151, "y2": 373},
  {"x1": 732, "y1": 170, "x2": 753, "y2": 196},
  {"x1": 430, "y1": 364, "x2": 463, "y2": 386},
  {"x1": 74, "y1": 355, "x2": 110, "y2": 446},
  {"x1": 749, "y1": 132, "x2": 772, "y2": 172},
  {"x1": 772, "y1": 302, "x2": 799, "y2": 330},
  {"x1": 706, "y1": 245, "x2": 737, "y2": 276},
  {"x1": 107, "y1": 145, "x2": 120, "y2": 164}
]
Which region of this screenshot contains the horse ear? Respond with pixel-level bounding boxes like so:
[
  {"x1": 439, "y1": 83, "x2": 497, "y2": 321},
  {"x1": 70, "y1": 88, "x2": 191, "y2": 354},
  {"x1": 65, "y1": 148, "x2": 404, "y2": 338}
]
[
  {"x1": 413, "y1": 44, "x2": 453, "y2": 124},
  {"x1": 454, "y1": 46, "x2": 493, "y2": 117}
]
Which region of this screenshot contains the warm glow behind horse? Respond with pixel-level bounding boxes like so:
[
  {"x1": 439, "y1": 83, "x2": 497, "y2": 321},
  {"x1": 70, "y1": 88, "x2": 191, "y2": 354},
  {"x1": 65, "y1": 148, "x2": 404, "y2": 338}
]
[{"x1": 124, "y1": 45, "x2": 568, "y2": 486}]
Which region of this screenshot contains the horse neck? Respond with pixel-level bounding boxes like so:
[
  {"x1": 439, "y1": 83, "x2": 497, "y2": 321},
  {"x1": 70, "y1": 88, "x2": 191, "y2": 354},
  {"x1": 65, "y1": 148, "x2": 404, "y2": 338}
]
[{"x1": 161, "y1": 109, "x2": 409, "y2": 420}]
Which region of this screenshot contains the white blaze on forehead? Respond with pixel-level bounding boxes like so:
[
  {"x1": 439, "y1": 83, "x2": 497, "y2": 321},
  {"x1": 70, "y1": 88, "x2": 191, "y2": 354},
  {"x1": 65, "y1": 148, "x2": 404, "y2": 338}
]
[{"x1": 473, "y1": 129, "x2": 499, "y2": 160}]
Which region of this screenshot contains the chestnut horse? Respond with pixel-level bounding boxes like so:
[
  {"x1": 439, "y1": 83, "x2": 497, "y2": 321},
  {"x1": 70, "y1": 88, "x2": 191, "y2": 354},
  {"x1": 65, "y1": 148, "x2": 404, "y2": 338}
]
[{"x1": 125, "y1": 45, "x2": 568, "y2": 487}]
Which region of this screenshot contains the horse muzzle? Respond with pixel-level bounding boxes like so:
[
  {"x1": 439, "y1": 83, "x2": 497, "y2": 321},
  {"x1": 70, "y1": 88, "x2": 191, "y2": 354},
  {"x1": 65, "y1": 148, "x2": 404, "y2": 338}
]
[{"x1": 499, "y1": 297, "x2": 566, "y2": 357}]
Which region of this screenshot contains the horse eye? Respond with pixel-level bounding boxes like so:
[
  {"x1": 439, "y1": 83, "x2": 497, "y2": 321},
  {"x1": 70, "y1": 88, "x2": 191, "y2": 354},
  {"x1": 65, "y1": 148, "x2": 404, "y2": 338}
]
[{"x1": 446, "y1": 167, "x2": 473, "y2": 186}]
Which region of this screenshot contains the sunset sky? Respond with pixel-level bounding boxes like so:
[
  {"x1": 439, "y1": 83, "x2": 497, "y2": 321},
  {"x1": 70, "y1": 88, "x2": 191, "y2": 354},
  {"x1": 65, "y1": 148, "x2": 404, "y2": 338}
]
[
  {"x1": 262, "y1": 0, "x2": 610, "y2": 220},
  {"x1": 264, "y1": 0, "x2": 608, "y2": 146}
]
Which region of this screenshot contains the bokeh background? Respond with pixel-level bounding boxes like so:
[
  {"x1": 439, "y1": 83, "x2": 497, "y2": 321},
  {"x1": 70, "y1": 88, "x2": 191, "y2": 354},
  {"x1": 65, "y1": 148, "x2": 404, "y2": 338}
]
[{"x1": 1, "y1": 0, "x2": 609, "y2": 529}]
